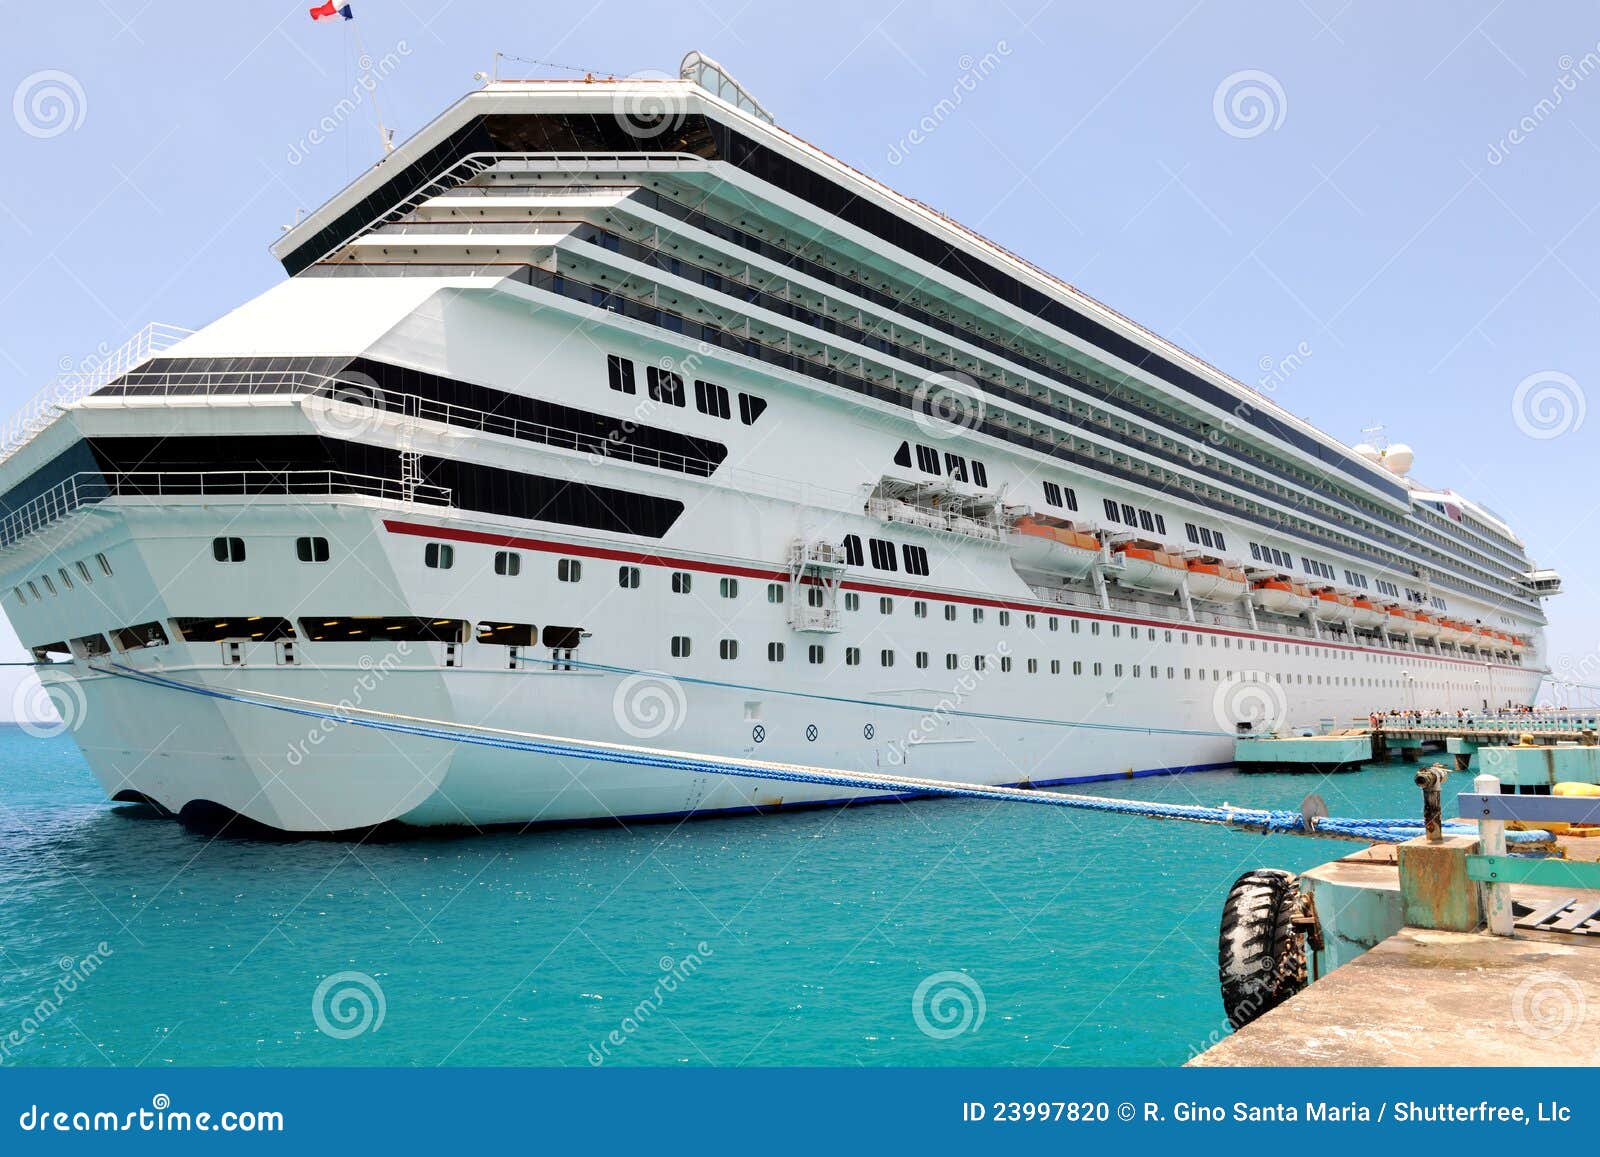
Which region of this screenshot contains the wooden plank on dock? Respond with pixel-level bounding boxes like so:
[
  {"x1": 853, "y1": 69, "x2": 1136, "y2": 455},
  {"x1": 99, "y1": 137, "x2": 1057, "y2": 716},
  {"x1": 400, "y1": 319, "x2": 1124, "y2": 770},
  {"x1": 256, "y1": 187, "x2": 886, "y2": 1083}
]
[
  {"x1": 1552, "y1": 898, "x2": 1600, "y2": 933},
  {"x1": 1514, "y1": 896, "x2": 1582, "y2": 930}
]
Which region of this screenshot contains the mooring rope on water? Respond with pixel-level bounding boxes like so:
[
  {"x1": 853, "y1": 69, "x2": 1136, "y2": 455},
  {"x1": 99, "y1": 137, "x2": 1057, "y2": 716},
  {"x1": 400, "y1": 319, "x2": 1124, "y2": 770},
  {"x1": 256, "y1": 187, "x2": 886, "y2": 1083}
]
[{"x1": 91, "y1": 662, "x2": 1551, "y2": 844}]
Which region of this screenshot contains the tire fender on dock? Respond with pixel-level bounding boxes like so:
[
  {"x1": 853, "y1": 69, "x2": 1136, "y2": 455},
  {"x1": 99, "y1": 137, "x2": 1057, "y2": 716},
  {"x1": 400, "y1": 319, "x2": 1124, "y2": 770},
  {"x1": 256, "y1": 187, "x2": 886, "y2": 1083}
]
[{"x1": 1217, "y1": 868, "x2": 1309, "y2": 1029}]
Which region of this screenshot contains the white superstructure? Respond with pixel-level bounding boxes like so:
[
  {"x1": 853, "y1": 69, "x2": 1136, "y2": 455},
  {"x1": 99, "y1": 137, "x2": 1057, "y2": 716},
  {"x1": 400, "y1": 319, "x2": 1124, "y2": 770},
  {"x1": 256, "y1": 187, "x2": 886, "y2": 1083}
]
[{"x1": 0, "y1": 56, "x2": 1557, "y2": 832}]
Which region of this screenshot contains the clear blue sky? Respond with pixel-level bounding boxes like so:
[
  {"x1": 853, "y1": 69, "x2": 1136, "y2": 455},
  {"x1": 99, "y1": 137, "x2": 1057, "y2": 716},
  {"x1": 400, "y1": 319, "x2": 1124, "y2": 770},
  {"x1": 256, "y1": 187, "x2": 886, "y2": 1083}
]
[{"x1": 1, "y1": 2, "x2": 1597, "y2": 711}]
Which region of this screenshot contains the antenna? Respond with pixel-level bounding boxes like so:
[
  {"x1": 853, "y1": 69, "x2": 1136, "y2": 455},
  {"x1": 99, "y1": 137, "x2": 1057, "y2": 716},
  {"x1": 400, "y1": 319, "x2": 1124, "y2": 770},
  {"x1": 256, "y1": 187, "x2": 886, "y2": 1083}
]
[{"x1": 347, "y1": 21, "x2": 394, "y2": 155}]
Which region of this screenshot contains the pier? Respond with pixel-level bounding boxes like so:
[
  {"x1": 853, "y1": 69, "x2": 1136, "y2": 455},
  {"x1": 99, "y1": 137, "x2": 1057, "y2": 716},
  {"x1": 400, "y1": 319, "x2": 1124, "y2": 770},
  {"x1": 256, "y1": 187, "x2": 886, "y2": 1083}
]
[
  {"x1": 1194, "y1": 770, "x2": 1600, "y2": 1067},
  {"x1": 1233, "y1": 710, "x2": 1600, "y2": 775}
]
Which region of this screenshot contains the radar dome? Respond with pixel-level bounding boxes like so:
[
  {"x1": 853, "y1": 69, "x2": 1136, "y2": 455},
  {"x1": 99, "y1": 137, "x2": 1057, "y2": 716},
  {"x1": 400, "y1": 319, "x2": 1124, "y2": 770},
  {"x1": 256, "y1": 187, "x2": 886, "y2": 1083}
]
[
  {"x1": 1352, "y1": 443, "x2": 1380, "y2": 462},
  {"x1": 1384, "y1": 443, "x2": 1414, "y2": 475}
]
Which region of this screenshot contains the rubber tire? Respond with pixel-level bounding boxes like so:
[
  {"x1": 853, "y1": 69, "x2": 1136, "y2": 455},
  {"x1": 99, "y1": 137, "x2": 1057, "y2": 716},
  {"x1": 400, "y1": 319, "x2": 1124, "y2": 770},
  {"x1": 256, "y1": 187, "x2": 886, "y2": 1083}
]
[{"x1": 1217, "y1": 868, "x2": 1305, "y2": 1030}]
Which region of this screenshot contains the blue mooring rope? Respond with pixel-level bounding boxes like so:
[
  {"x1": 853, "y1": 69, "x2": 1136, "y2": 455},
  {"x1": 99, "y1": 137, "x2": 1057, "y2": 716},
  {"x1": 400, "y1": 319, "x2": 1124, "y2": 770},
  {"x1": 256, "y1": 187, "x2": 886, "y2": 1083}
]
[{"x1": 94, "y1": 662, "x2": 1551, "y2": 845}]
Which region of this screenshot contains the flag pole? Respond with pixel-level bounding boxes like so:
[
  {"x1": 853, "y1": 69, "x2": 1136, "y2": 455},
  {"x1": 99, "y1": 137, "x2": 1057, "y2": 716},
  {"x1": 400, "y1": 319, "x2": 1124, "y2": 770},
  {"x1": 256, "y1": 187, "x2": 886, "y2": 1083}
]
[{"x1": 348, "y1": 17, "x2": 394, "y2": 155}]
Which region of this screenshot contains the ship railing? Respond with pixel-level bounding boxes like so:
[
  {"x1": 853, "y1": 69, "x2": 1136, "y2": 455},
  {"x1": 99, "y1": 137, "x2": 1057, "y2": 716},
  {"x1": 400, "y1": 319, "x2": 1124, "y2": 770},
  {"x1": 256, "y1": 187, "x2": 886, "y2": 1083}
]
[
  {"x1": 0, "y1": 322, "x2": 192, "y2": 470},
  {"x1": 86, "y1": 369, "x2": 725, "y2": 478},
  {"x1": 80, "y1": 367, "x2": 880, "y2": 510},
  {"x1": 0, "y1": 470, "x2": 451, "y2": 551},
  {"x1": 293, "y1": 151, "x2": 711, "y2": 268},
  {"x1": 864, "y1": 496, "x2": 1003, "y2": 543}
]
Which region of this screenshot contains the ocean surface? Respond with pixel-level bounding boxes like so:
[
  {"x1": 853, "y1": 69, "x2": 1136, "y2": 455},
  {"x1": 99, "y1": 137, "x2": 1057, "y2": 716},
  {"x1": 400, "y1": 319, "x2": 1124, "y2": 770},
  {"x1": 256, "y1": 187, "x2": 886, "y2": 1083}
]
[{"x1": 0, "y1": 725, "x2": 1435, "y2": 1067}]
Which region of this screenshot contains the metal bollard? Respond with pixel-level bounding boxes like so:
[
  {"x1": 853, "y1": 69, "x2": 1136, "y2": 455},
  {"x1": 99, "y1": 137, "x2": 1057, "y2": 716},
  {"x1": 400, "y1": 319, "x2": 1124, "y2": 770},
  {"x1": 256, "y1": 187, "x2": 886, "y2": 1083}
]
[
  {"x1": 1474, "y1": 772, "x2": 1514, "y2": 936},
  {"x1": 1414, "y1": 763, "x2": 1450, "y2": 843}
]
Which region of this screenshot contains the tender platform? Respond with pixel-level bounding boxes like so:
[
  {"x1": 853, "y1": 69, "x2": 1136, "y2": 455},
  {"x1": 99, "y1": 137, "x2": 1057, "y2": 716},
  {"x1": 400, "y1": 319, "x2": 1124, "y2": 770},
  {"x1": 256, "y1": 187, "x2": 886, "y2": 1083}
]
[{"x1": 1234, "y1": 732, "x2": 1372, "y2": 774}]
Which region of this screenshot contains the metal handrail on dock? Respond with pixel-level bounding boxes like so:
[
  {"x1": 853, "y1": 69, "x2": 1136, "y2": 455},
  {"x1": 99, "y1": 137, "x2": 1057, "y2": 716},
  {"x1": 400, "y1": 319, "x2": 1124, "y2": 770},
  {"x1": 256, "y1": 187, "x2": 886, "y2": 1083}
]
[{"x1": 1460, "y1": 777, "x2": 1600, "y2": 937}]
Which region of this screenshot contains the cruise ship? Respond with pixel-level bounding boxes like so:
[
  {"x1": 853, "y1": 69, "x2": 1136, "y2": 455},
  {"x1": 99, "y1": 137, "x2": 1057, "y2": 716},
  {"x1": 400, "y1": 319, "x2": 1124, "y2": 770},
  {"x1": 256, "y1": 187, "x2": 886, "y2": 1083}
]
[{"x1": 0, "y1": 53, "x2": 1563, "y2": 832}]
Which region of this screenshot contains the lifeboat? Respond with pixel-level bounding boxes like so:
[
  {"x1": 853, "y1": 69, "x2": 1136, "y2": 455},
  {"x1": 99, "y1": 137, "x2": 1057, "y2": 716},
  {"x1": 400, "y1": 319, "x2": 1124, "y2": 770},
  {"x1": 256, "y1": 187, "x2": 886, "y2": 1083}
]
[
  {"x1": 1348, "y1": 596, "x2": 1386, "y2": 629},
  {"x1": 1251, "y1": 577, "x2": 1316, "y2": 616},
  {"x1": 1312, "y1": 587, "x2": 1354, "y2": 622},
  {"x1": 1439, "y1": 618, "x2": 1472, "y2": 645},
  {"x1": 1185, "y1": 559, "x2": 1248, "y2": 602},
  {"x1": 1384, "y1": 605, "x2": 1412, "y2": 631},
  {"x1": 1408, "y1": 610, "x2": 1441, "y2": 639},
  {"x1": 1008, "y1": 517, "x2": 1100, "y2": 579},
  {"x1": 1109, "y1": 542, "x2": 1188, "y2": 594}
]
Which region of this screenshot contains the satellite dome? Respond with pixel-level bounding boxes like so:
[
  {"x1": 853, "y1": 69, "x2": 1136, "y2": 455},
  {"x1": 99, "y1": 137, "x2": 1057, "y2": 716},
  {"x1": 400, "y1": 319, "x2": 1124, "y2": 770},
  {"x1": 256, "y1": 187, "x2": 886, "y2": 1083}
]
[
  {"x1": 1384, "y1": 443, "x2": 1414, "y2": 475},
  {"x1": 1352, "y1": 442, "x2": 1380, "y2": 462}
]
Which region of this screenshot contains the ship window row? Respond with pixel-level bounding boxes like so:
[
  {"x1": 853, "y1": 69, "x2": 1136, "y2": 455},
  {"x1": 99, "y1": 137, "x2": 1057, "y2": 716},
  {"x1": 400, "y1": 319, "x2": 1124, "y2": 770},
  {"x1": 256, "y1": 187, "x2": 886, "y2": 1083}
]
[
  {"x1": 35, "y1": 614, "x2": 581, "y2": 658},
  {"x1": 615, "y1": 250, "x2": 1528, "y2": 599},
  {"x1": 529, "y1": 267, "x2": 1518, "y2": 602},
  {"x1": 842, "y1": 534, "x2": 931, "y2": 576},
  {"x1": 589, "y1": 189, "x2": 1407, "y2": 510},
  {"x1": 1302, "y1": 558, "x2": 1335, "y2": 581},
  {"x1": 437, "y1": 535, "x2": 1514, "y2": 654},
  {"x1": 606, "y1": 352, "x2": 766, "y2": 425},
  {"x1": 1375, "y1": 579, "x2": 1400, "y2": 598},
  {"x1": 580, "y1": 216, "x2": 1470, "y2": 573},
  {"x1": 1344, "y1": 570, "x2": 1369, "y2": 590},
  {"x1": 655, "y1": 635, "x2": 1521, "y2": 680},
  {"x1": 891, "y1": 440, "x2": 990, "y2": 487},
  {"x1": 1249, "y1": 542, "x2": 1294, "y2": 570},
  {"x1": 1183, "y1": 522, "x2": 1228, "y2": 552},
  {"x1": 1102, "y1": 499, "x2": 1167, "y2": 536},
  {"x1": 12, "y1": 553, "x2": 114, "y2": 607},
  {"x1": 1042, "y1": 481, "x2": 1079, "y2": 512}
]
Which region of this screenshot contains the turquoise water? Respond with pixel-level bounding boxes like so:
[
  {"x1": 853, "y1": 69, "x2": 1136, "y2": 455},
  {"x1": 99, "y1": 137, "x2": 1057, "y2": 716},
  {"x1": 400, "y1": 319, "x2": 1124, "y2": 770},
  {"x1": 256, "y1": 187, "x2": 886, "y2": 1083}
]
[{"x1": 0, "y1": 726, "x2": 1433, "y2": 1067}]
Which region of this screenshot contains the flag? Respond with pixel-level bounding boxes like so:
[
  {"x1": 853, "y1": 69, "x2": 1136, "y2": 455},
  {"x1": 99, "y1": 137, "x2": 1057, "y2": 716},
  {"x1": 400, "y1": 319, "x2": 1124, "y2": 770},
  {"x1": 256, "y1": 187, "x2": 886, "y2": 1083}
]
[{"x1": 309, "y1": 1, "x2": 354, "y2": 20}]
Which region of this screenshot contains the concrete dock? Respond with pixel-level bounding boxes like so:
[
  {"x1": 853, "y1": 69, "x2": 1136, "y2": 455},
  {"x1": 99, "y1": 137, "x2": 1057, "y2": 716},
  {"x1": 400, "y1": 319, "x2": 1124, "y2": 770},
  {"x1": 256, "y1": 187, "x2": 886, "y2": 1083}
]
[
  {"x1": 1189, "y1": 926, "x2": 1600, "y2": 1066},
  {"x1": 1194, "y1": 765, "x2": 1600, "y2": 1067}
]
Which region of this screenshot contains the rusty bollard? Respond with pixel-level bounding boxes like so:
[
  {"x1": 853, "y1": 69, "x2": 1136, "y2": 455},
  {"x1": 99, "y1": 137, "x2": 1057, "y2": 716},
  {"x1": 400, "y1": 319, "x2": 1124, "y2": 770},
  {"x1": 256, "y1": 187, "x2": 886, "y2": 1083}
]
[{"x1": 1414, "y1": 763, "x2": 1450, "y2": 843}]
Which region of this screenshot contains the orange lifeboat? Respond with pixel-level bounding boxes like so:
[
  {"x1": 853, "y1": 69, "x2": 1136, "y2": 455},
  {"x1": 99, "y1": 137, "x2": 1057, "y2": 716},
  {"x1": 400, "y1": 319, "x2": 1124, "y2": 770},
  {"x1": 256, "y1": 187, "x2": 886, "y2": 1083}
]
[
  {"x1": 1185, "y1": 559, "x2": 1248, "y2": 602},
  {"x1": 1251, "y1": 577, "x2": 1316, "y2": 616},
  {"x1": 1009, "y1": 517, "x2": 1101, "y2": 579},
  {"x1": 1312, "y1": 587, "x2": 1354, "y2": 622},
  {"x1": 1110, "y1": 541, "x2": 1188, "y2": 594},
  {"x1": 1439, "y1": 618, "x2": 1472, "y2": 645},
  {"x1": 1348, "y1": 596, "x2": 1386, "y2": 629},
  {"x1": 1409, "y1": 610, "x2": 1441, "y2": 639}
]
